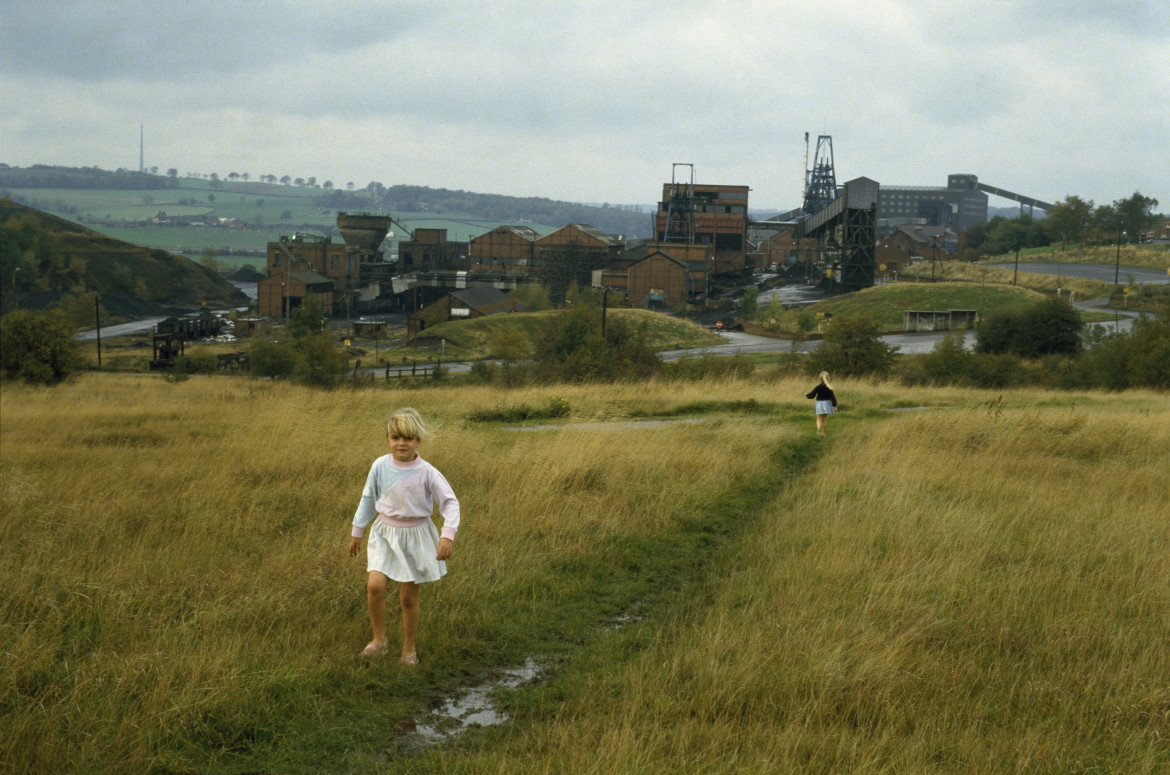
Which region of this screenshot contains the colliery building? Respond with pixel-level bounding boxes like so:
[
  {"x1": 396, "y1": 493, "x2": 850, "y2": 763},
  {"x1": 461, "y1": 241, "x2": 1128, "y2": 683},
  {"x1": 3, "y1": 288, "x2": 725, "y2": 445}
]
[
  {"x1": 877, "y1": 174, "x2": 1052, "y2": 233},
  {"x1": 654, "y1": 183, "x2": 750, "y2": 278}
]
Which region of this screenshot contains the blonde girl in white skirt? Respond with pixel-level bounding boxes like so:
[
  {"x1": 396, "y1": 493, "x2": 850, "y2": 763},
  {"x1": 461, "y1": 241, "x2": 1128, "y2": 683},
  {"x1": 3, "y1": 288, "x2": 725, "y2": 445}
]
[{"x1": 348, "y1": 408, "x2": 460, "y2": 664}]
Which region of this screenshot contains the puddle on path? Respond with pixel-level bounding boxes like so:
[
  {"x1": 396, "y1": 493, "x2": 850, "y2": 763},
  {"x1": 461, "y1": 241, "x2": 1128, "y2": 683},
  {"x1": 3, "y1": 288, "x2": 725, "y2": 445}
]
[
  {"x1": 401, "y1": 657, "x2": 544, "y2": 745},
  {"x1": 401, "y1": 605, "x2": 647, "y2": 748}
]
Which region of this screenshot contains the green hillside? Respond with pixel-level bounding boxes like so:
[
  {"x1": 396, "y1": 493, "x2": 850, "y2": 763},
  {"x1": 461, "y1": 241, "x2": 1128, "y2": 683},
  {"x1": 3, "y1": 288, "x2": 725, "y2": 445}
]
[
  {"x1": 413, "y1": 308, "x2": 722, "y2": 359},
  {"x1": 0, "y1": 164, "x2": 644, "y2": 262},
  {"x1": 754, "y1": 282, "x2": 1052, "y2": 332},
  {"x1": 1, "y1": 200, "x2": 248, "y2": 312}
]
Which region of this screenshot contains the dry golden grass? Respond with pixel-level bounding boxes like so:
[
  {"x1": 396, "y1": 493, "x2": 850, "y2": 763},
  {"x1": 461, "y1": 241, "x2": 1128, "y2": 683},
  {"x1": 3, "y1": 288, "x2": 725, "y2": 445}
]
[
  {"x1": 3, "y1": 373, "x2": 1168, "y2": 773},
  {"x1": 459, "y1": 389, "x2": 1170, "y2": 774},
  {"x1": 932, "y1": 261, "x2": 1111, "y2": 298},
  {"x1": 0, "y1": 372, "x2": 803, "y2": 772}
]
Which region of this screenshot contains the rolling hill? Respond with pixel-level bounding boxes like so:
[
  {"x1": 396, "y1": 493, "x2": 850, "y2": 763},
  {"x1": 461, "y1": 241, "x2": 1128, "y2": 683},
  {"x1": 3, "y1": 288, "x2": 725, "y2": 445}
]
[{"x1": 1, "y1": 200, "x2": 248, "y2": 314}]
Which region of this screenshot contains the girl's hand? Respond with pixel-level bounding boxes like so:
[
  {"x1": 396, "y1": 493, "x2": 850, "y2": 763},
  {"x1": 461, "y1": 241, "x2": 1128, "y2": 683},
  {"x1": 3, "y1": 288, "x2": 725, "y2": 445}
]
[
  {"x1": 348, "y1": 537, "x2": 361, "y2": 557},
  {"x1": 436, "y1": 537, "x2": 453, "y2": 561}
]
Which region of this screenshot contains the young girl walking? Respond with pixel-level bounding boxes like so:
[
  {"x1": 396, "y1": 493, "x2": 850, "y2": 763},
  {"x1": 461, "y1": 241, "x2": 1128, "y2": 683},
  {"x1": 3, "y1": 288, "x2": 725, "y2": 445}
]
[
  {"x1": 805, "y1": 371, "x2": 838, "y2": 437},
  {"x1": 348, "y1": 408, "x2": 460, "y2": 664}
]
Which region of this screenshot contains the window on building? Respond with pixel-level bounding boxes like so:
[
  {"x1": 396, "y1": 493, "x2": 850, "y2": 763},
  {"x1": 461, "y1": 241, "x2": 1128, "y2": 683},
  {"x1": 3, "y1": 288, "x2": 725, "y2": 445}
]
[{"x1": 273, "y1": 255, "x2": 282, "y2": 267}]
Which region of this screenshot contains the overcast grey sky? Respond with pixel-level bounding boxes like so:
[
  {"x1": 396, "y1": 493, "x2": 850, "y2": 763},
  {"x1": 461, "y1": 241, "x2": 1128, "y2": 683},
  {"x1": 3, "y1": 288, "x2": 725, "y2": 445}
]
[{"x1": 2, "y1": 0, "x2": 1167, "y2": 212}]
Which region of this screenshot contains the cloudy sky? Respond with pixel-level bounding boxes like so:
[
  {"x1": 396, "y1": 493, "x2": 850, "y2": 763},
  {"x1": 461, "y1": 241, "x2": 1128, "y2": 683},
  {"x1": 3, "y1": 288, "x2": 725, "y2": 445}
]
[{"x1": 3, "y1": 0, "x2": 1167, "y2": 212}]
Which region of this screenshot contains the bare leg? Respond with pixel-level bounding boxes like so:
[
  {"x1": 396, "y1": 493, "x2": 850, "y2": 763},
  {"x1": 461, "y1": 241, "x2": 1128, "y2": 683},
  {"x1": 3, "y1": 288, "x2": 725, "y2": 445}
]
[
  {"x1": 367, "y1": 571, "x2": 389, "y2": 646},
  {"x1": 400, "y1": 582, "x2": 420, "y2": 658},
  {"x1": 816, "y1": 414, "x2": 827, "y2": 436}
]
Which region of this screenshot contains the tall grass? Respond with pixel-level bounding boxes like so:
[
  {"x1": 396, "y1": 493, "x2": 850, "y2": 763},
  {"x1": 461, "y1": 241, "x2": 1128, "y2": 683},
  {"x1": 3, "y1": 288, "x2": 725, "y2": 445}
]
[
  {"x1": 1, "y1": 373, "x2": 812, "y2": 772},
  {"x1": 3, "y1": 374, "x2": 1167, "y2": 773},
  {"x1": 439, "y1": 389, "x2": 1170, "y2": 773}
]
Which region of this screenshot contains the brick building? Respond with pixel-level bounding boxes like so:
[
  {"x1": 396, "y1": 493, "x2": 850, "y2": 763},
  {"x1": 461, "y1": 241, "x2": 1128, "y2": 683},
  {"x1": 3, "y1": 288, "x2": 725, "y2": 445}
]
[
  {"x1": 627, "y1": 244, "x2": 710, "y2": 309},
  {"x1": 753, "y1": 227, "x2": 818, "y2": 271},
  {"x1": 257, "y1": 270, "x2": 336, "y2": 319},
  {"x1": 535, "y1": 223, "x2": 622, "y2": 303},
  {"x1": 398, "y1": 228, "x2": 470, "y2": 272},
  {"x1": 654, "y1": 183, "x2": 749, "y2": 277},
  {"x1": 469, "y1": 225, "x2": 540, "y2": 273},
  {"x1": 408, "y1": 286, "x2": 525, "y2": 341},
  {"x1": 260, "y1": 233, "x2": 353, "y2": 317}
]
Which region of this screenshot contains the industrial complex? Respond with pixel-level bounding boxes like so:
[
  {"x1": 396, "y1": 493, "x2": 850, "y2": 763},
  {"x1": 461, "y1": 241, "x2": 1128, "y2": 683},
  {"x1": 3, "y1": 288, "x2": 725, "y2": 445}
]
[{"x1": 255, "y1": 135, "x2": 1055, "y2": 332}]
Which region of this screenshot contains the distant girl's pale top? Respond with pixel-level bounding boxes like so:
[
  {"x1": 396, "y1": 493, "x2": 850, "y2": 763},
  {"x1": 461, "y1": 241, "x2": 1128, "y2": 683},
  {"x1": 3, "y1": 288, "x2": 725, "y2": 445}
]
[{"x1": 351, "y1": 455, "x2": 460, "y2": 541}]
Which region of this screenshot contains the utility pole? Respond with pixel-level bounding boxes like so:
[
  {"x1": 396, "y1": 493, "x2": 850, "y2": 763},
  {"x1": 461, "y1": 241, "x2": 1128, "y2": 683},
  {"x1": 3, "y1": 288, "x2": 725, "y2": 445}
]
[
  {"x1": 601, "y1": 287, "x2": 609, "y2": 337},
  {"x1": 1114, "y1": 218, "x2": 1123, "y2": 286},
  {"x1": 94, "y1": 295, "x2": 102, "y2": 367}
]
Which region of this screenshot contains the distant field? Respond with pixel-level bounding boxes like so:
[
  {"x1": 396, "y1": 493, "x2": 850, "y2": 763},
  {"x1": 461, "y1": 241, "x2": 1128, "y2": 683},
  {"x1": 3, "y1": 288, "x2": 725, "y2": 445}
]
[{"x1": 5, "y1": 179, "x2": 554, "y2": 254}]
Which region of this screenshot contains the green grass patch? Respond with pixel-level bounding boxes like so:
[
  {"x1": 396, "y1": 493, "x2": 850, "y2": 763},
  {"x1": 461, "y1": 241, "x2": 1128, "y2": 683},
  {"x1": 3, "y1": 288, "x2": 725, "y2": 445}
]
[
  {"x1": 413, "y1": 308, "x2": 722, "y2": 360},
  {"x1": 764, "y1": 281, "x2": 1044, "y2": 332}
]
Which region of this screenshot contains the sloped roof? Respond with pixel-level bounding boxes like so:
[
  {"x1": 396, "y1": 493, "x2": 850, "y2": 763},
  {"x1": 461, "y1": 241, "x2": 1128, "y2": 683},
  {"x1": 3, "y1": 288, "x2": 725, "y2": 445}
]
[
  {"x1": 289, "y1": 270, "x2": 334, "y2": 286},
  {"x1": 478, "y1": 225, "x2": 540, "y2": 242},
  {"x1": 539, "y1": 223, "x2": 621, "y2": 246},
  {"x1": 640, "y1": 247, "x2": 706, "y2": 271},
  {"x1": 450, "y1": 285, "x2": 516, "y2": 310}
]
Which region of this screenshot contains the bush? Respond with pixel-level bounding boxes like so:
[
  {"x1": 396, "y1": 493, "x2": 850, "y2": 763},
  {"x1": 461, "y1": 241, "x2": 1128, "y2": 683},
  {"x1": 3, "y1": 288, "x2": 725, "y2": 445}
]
[
  {"x1": 249, "y1": 338, "x2": 298, "y2": 379},
  {"x1": 0, "y1": 309, "x2": 82, "y2": 385},
  {"x1": 531, "y1": 305, "x2": 660, "y2": 382},
  {"x1": 294, "y1": 332, "x2": 351, "y2": 388},
  {"x1": 977, "y1": 298, "x2": 1083, "y2": 358},
  {"x1": 969, "y1": 352, "x2": 1028, "y2": 388},
  {"x1": 920, "y1": 332, "x2": 975, "y2": 385},
  {"x1": 813, "y1": 314, "x2": 897, "y2": 376},
  {"x1": 1071, "y1": 306, "x2": 1170, "y2": 390}
]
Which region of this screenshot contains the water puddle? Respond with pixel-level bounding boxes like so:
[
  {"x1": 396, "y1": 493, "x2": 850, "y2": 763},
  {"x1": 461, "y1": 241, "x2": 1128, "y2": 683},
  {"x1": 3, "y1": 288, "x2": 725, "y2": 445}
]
[
  {"x1": 402, "y1": 657, "x2": 544, "y2": 745},
  {"x1": 401, "y1": 605, "x2": 646, "y2": 748}
]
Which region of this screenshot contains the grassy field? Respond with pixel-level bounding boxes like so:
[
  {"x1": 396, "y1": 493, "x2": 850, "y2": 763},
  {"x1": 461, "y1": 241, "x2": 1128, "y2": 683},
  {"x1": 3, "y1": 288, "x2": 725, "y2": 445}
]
[
  {"x1": 2, "y1": 372, "x2": 1167, "y2": 773},
  {"x1": 761, "y1": 282, "x2": 1057, "y2": 332},
  {"x1": 987, "y1": 244, "x2": 1170, "y2": 272},
  {"x1": 6, "y1": 179, "x2": 553, "y2": 257},
  {"x1": 407, "y1": 308, "x2": 723, "y2": 360}
]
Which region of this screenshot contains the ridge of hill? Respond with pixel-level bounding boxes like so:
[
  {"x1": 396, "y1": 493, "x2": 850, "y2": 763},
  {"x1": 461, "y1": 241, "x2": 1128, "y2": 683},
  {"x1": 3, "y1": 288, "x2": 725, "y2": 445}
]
[
  {"x1": 0, "y1": 164, "x2": 653, "y2": 245},
  {"x1": 1, "y1": 200, "x2": 248, "y2": 313}
]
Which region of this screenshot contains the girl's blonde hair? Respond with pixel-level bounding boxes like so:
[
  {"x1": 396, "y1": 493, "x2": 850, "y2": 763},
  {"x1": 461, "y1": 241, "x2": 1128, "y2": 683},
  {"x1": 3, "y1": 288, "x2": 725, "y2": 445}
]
[
  {"x1": 818, "y1": 371, "x2": 833, "y2": 390},
  {"x1": 386, "y1": 407, "x2": 432, "y2": 440}
]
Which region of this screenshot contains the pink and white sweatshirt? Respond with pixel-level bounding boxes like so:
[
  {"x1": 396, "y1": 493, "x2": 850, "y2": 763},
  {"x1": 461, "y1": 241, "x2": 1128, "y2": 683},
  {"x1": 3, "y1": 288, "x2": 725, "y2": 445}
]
[{"x1": 351, "y1": 455, "x2": 460, "y2": 541}]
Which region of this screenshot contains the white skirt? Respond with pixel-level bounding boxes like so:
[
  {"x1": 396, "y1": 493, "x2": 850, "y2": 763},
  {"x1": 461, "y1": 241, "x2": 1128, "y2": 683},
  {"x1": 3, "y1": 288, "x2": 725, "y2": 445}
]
[
  {"x1": 367, "y1": 518, "x2": 447, "y2": 584},
  {"x1": 815, "y1": 400, "x2": 835, "y2": 415}
]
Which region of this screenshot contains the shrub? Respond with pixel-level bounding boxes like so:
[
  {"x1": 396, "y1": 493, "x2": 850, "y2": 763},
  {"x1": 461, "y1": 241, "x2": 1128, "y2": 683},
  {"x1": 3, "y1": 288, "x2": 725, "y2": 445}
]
[
  {"x1": 532, "y1": 305, "x2": 661, "y2": 382},
  {"x1": 977, "y1": 298, "x2": 1083, "y2": 358},
  {"x1": 920, "y1": 332, "x2": 975, "y2": 385},
  {"x1": 249, "y1": 338, "x2": 298, "y2": 379},
  {"x1": 813, "y1": 314, "x2": 897, "y2": 376},
  {"x1": 0, "y1": 309, "x2": 82, "y2": 385},
  {"x1": 969, "y1": 352, "x2": 1028, "y2": 388},
  {"x1": 294, "y1": 332, "x2": 351, "y2": 388},
  {"x1": 1018, "y1": 297, "x2": 1083, "y2": 357}
]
